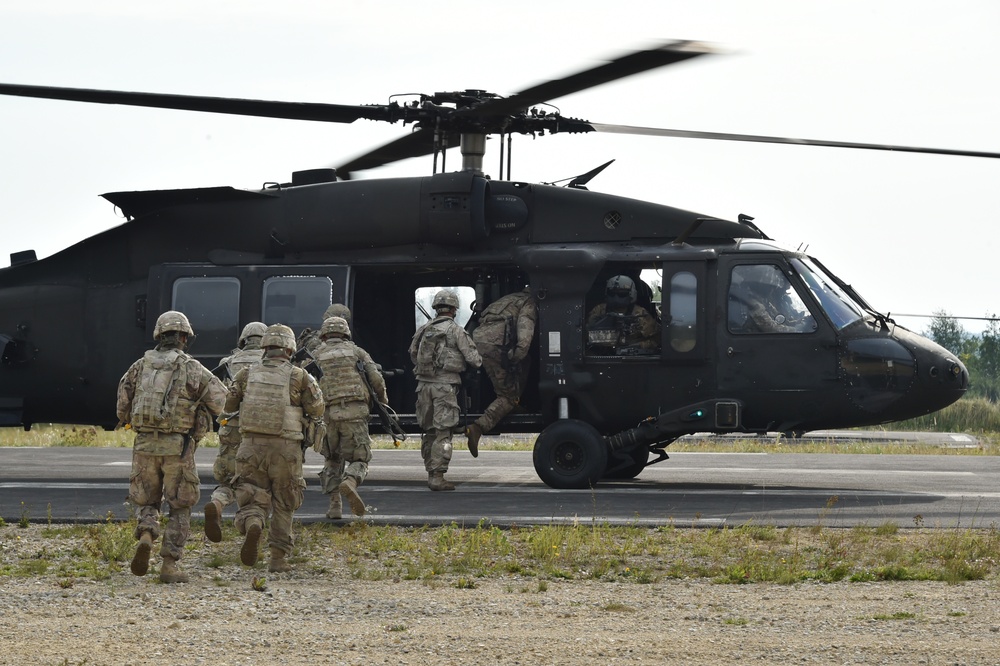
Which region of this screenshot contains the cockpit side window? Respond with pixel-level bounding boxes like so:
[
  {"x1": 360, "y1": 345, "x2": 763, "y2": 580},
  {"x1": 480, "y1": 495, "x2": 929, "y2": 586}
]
[{"x1": 728, "y1": 264, "x2": 816, "y2": 335}]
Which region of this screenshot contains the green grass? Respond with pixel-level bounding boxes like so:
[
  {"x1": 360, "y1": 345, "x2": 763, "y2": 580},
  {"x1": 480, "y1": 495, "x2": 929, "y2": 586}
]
[{"x1": 4, "y1": 519, "x2": 999, "y2": 587}]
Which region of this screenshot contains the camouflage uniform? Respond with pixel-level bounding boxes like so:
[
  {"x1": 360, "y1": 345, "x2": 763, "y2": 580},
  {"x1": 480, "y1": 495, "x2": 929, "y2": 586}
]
[
  {"x1": 117, "y1": 310, "x2": 227, "y2": 583},
  {"x1": 470, "y1": 288, "x2": 537, "y2": 437},
  {"x1": 211, "y1": 324, "x2": 266, "y2": 510},
  {"x1": 314, "y1": 316, "x2": 388, "y2": 518},
  {"x1": 408, "y1": 291, "x2": 482, "y2": 490},
  {"x1": 203, "y1": 322, "x2": 266, "y2": 543},
  {"x1": 227, "y1": 325, "x2": 325, "y2": 571},
  {"x1": 585, "y1": 303, "x2": 661, "y2": 350}
]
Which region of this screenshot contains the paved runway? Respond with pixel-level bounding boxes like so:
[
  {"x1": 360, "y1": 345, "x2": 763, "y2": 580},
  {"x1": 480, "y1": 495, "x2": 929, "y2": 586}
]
[{"x1": 2, "y1": 436, "x2": 996, "y2": 528}]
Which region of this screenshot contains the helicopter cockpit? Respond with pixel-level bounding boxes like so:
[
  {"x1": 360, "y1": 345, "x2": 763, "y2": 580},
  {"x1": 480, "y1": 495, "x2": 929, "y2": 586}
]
[{"x1": 727, "y1": 264, "x2": 816, "y2": 334}]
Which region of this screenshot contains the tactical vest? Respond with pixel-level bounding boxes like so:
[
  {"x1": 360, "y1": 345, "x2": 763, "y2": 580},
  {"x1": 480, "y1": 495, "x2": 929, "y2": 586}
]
[
  {"x1": 316, "y1": 341, "x2": 366, "y2": 404},
  {"x1": 225, "y1": 347, "x2": 264, "y2": 385},
  {"x1": 239, "y1": 362, "x2": 304, "y2": 438},
  {"x1": 130, "y1": 349, "x2": 196, "y2": 434}
]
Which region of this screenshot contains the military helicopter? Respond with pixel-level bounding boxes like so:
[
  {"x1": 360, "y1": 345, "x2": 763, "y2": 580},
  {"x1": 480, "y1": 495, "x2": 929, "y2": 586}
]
[{"x1": 0, "y1": 41, "x2": 992, "y2": 489}]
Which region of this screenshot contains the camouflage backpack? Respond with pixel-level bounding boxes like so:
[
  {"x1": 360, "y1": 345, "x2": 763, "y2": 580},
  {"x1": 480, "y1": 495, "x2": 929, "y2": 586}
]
[{"x1": 131, "y1": 349, "x2": 186, "y2": 432}]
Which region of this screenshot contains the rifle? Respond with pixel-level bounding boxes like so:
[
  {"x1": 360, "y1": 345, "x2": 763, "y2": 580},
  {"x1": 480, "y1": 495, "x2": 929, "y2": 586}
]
[
  {"x1": 210, "y1": 361, "x2": 231, "y2": 382},
  {"x1": 415, "y1": 300, "x2": 433, "y2": 322},
  {"x1": 292, "y1": 346, "x2": 323, "y2": 379},
  {"x1": 355, "y1": 359, "x2": 406, "y2": 444}
]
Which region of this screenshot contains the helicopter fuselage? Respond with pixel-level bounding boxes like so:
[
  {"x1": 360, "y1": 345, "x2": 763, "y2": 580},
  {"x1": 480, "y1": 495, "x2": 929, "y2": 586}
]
[{"x1": 0, "y1": 171, "x2": 967, "y2": 487}]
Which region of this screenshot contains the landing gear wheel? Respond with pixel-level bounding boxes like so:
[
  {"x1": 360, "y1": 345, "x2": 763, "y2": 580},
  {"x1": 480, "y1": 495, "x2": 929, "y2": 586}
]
[
  {"x1": 533, "y1": 419, "x2": 608, "y2": 489},
  {"x1": 604, "y1": 445, "x2": 649, "y2": 480}
]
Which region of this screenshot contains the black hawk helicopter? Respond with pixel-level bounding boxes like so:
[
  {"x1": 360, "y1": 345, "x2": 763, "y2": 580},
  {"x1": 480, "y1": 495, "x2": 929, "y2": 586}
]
[{"x1": 0, "y1": 41, "x2": 992, "y2": 489}]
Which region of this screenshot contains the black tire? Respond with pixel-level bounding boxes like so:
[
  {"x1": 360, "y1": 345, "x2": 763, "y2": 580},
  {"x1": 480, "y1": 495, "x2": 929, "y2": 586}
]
[
  {"x1": 603, "y1": 446, "x2": 649, "y2": 480},
  {"x1": 533, "y1": 419, "x2": 608, "y2": 489}
]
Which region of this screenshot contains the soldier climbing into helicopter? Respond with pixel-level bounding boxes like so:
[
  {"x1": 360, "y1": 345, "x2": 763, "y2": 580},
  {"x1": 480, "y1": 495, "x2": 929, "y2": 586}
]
[{"x1": 466, "y1": 285, "x2": 537, "y2": 456}]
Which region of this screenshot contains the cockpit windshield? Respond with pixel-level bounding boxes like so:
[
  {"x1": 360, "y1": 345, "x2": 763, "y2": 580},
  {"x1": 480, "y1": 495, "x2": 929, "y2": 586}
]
[{"x1": 792, "y1": 257, "x2": 865, "y2": 330}]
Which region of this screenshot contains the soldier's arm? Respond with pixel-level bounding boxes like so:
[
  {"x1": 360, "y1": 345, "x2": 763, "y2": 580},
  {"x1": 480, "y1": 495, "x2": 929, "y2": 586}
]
[
  {"x1": 115, "y1": 360, "x2": 142, "y2": 422},
  {"x1": 296, "y1": 368, "x2": 326, "y2": 418},
  {"x1": 195, "y1": 364, "x2": 228, "y2": 416},
  {"x1": 407, "y1": 325, "x2": 424, "y2": 365},
  {"x1": 361, "y1": 350, "x2": 389, "y2": 404},
  {"x1": 224, "y1": 368, "x2": 247, "y2": 412},
  {"x1": 514, "y1": 298, "x2": 538, "y2": 361},
  {"x1": 457, "y1": 327, "x2": 483, "y2": 368}
]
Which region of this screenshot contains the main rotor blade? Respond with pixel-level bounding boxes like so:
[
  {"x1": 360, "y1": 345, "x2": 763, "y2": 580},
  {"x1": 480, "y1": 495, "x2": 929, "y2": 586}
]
[
  {"x1": 0, "y1": 83, "x2": 386, "y2": 123},
  {"x1": 589, "y1": 123, "x2": 1000, "y2": 159},
  {"x1": 336, "y1": 129, "x2": 462, "y2": 180},
  {"x1": 473, "y1": 40, "x2": 715, "y2": 118}
]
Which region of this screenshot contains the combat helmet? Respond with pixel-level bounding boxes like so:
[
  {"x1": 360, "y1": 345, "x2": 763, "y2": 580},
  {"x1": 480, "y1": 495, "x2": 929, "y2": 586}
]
[
  {"x1": 153, "y1": 310, "x2": 194, "y2": 340},
  {"x1": 261, "y1": 324, "x2": 296, "y2": 355},
  {"x1": 238, "y1": 321, "x2": 267, "y2": 348},
  {"x1": 432, "y1": 289, "x2": 460, "y2": 312},
  {"x1": 320, "y1": 316, "x2": 352, "y2": 340},
  {"x1": 323, "y1": 303, "x2": 352, "y2": 324},
  {"x1": 605, "y1": 275, "x2": 637, "y2": 309}
]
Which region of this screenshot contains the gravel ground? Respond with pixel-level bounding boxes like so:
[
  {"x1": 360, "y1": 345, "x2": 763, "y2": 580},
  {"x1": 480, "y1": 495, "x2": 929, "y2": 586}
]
[{"x1": 2, "y1": 525, "x2": 1000, "y2": 665}]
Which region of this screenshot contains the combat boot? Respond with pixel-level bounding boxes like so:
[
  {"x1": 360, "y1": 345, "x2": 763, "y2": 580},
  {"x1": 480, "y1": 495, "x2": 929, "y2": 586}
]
[
  {"x1": 466, "y1": 423, "x2": 483, "y2": 458},
  {"x1": 203, "y1": 499, "x2": 223, "y2": 543},
  {"x1": 339, "y1": 477, "x2": 366, "y2": 516},
  {"x1": 268, "y1": 547, "x2": 292, "y2": 573},
  {"x1": 240, "y1": 521, "x2": 262, "y2": 566},
  {"x1": 130, "y1": 532, "x2": 154, "y2": 577},
  {"x1": 159, "y1": 556, "x2": 189, "y2": 584},
  {"x1": 326, "y1": 492, "x2": 343, "y2": 520},
  {"x1": 428, "y1": 471, "x2": 456, "y2": 491}
]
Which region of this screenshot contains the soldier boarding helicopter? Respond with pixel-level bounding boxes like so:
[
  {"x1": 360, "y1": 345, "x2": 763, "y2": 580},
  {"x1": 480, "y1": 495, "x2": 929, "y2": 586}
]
[{"x1": 0, "y1": 41, "x2": 993, "y2": 489}]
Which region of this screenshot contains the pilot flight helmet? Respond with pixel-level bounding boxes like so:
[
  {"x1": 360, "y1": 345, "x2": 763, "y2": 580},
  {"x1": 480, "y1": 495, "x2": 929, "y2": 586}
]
[
  {"x1": 261, "y1": 324, "x2": 297, "y2": 355},
  {"x1": 320, "y1": 316, "x2": 352, "y2": 340},
  {"x1": 432, "y1": 289, "x2": 460, "y2": 312},
  {"x1": 605, "y1": 275, "x2": 637, "y2": 309},
  {"x1": 238, "y1": 321, "x2": 267, "y2": 348},
  {"x1": 323, "y1": 302, "x2": 352, "y2": 324},
  {"x1": 153, "y1": 310, "x2": 194, "y2": 340}
]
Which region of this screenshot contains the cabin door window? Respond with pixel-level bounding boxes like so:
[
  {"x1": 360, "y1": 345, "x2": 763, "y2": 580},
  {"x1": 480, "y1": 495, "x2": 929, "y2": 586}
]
[
  {"x1": 262, "y1": 276, "x2": 333, "y2": 334},
  {"x1": 171, "y1": 276, "x2": 241, "y2": 357}
]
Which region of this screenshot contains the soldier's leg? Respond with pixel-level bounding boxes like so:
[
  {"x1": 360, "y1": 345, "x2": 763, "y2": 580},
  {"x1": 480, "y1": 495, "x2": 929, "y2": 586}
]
[
  {"x1": 415, "y1": 383, "x2": 436, "y2": 472},
  {"x1": 319, "y1": 423, "x2": 345, "y2": 519},
  {"x1": 233, "y1": 439, "x2": 271, "y2": 535},
  {"x1": 338, "y1": 420, "x2": 372, "y2": 514},
  {"x1": 210, "y1": 428, "x2": 241, "y2": 508},
  {"x1": 160, "y1": 449, "x2": 200, "y2": 563},
  {"x1": 342, "y1": 419, "x2": 373, "y2": 485},
  {"x1": 429, "y1": 383, "x2": 459, "y2": 472},
  {"x1": 426, "y1": 384, "x2": 459, "y2": 490},
  {"x1": 128, "y1": 451, "x2": 164, "y2": 576},
  {"x1": 319, "y1": 422, "x2": 347, "y2": 494},
  {"x1": 267, "y1": 441, "x2": 306, "y2": 559},
  {"x1": 128, "y1": 451, "x2": 165, "y2": 539}
]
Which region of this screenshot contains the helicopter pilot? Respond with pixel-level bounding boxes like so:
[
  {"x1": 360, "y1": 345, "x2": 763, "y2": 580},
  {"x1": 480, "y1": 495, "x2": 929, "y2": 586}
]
[
  {"x1": 586, "y1": 275, "x2": 660, "y2": 354},
  {"x1": 735, "y1": 267, "x2": 815, "y2": 334}
]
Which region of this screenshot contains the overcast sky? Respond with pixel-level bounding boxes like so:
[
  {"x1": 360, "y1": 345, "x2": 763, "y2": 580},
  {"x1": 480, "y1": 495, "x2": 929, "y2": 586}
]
[{"x1": 1, "y1": 0, "x2": 998, "y2": 335}]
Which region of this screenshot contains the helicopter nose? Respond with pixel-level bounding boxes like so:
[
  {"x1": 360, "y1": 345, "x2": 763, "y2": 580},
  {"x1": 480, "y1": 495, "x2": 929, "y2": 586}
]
[{"x1": 900, "y1": 329, "x2": 968, "y2": 415}]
